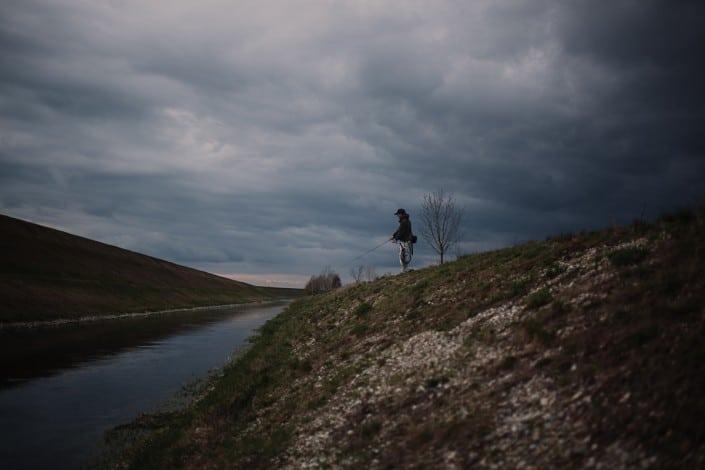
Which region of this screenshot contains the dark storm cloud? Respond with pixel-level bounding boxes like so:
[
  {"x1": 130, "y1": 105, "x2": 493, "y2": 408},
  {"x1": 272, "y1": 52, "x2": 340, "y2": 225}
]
[{"x1": 1, "y1": 0, "x2": 704, "y2": 286}]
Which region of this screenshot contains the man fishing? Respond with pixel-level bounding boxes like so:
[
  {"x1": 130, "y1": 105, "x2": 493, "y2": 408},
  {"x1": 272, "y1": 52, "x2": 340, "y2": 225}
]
[{"x1": 391, "y1": 208, "x2": 415, "y2": 272}]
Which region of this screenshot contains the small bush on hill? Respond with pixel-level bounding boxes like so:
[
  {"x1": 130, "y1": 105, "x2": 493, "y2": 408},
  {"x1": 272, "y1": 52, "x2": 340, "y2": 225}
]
[
  {"x1": 354, "y1": 302, "x2": 372, "y2": 317},
  {"x1": 305, "y1": 267, "x2": 342, "y2": 294},
  {"x1": 526, "y1": 287, "x2": 552, "y2": 309},
  {"x1": 608, "y1": 246, "x2": 649, "y2": 266},
  {"x1": 523, "y1": 318, "x2": 556, "y2": 345}
]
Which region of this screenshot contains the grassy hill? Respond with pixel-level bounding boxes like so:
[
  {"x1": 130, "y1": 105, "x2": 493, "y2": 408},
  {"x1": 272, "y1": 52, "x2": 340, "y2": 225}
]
[
  {"x1": 116, "y1": 209, "x2": 704, "y2": 468},
  {"x1": 0, "y1": 214, "x2": 299, "y2": 323}
]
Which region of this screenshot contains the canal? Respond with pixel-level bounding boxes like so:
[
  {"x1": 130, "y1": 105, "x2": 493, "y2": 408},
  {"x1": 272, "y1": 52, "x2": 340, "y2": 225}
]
[{"x1": 0, "y1": 301, "x2": 288, "y2": 469}]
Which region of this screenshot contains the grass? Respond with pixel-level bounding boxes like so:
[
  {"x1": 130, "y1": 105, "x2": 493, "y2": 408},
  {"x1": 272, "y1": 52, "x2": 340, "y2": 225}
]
[
  {"x1": 607, "y1": 246, "x2": 649, "y2": 266},
  {"x1": 352, "y1": 323, "x2": 369, "y2": 336},
  {"x1": 525, "y1": 287, "x2": 552, "y2": 309},
  {"x1": 353, "y1": 302, "x2": 372, "y2": 317},
  {"x1": 545, "y1": 262, "x2": 567, "y2": 279},
  {"x1": 510, "y1": 278, "x2": 531, "y2": 297},
  {"x1": 124, "y1": 299, "x2": 319, "y2": 468},
  {"x1": 522, "y1": 318, "x2": 556, "y2": 345},
  {"x1": 0, "y1": 214, "x2": 300, "y2": 323},
  {"x1": 114, "y1": 207, "x2": 705, "y2": 468}
]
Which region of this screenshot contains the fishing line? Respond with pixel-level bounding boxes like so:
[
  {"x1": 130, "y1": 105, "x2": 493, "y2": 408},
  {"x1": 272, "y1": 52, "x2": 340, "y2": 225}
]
[{"x1": 350, "y1": 239, "x2": 391, "y2": 263}]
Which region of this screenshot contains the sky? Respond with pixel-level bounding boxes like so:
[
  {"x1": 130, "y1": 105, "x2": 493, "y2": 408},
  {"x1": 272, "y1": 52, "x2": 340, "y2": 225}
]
[{"x1": 1, "y1": 0, "x2": 704, "y2": 287}]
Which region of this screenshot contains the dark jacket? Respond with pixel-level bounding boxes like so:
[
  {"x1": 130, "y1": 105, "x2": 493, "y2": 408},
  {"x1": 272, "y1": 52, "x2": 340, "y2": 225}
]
[{"x1": 393, "y1": 215, "x2": 412, "y2": 242}]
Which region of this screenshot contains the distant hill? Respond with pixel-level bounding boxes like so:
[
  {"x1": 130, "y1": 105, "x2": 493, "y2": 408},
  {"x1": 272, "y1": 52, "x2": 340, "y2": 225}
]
[{"x1": 0, "y1": 214, "x2": 299, "y2": 323}]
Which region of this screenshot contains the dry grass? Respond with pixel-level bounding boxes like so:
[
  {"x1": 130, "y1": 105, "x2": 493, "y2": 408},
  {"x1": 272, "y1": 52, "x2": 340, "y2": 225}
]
[
  {"x1": 0, "y1": 214, "x2": 299, "y2": 323},
  {"x1": 116, "y1": 207, "x2": 705, "y2": 469}
]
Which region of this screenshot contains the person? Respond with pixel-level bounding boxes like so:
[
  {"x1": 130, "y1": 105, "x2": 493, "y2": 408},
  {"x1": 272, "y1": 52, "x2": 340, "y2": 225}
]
[{"x1": 391, "y1": 208, "x2": 414, "y2": 272}]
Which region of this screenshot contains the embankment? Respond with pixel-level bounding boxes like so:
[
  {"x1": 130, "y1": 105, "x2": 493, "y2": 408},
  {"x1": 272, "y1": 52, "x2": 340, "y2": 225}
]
[
  {"x1": 117, "y1": 209, "x2": 705, "y2": 468},
  {"x1": 0, "y1": 214, "x2": 299, "y2": 323}
]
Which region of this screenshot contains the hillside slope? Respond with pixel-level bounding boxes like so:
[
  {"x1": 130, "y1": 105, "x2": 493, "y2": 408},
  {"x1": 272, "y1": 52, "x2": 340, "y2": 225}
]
[
  {"x1": 119, "y1": 210, "x2": 705, "y2": 469},
  {"x1": 0, "y1": 214, "x2": 297, "y2": 323}
]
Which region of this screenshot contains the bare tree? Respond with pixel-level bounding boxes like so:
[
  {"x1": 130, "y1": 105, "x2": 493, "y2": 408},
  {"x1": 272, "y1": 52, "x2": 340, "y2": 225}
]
[
  {"x1": 420, "y1": 189, "x2": 463, "y2": 264},
  {"x1": 350, "y1": 265, "x2": 365, "y2": 284},
  {"x1": 364, "y1": 265, "x2": 377, "y2": 282},
  {"x1": 350, "y1": 264, "x2": 377, "y2": 284}
]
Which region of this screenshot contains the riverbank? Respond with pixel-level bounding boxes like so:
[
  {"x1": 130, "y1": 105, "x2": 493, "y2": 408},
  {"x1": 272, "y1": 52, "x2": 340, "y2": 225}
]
[
  {"x1": 0, "y1": 214, "x2": 300, "y2": 324},
  {"x1": 94, "y1": 357, "x2": 235, "y2": 469},
  {"x1": 0, "y1": 298, "x2": 292, "y2": 330},
  {"x1": 113, "y1": 208, "x2": 705, "y2": 468},
  {"x1": 94, "y1": 368, "x2": 223, "y2": 469}
]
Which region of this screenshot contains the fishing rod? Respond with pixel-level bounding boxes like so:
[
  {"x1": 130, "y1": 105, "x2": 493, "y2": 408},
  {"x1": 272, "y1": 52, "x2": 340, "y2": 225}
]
[{"x1": 350, "y1": 238, "x2": 392, "y2": 262}]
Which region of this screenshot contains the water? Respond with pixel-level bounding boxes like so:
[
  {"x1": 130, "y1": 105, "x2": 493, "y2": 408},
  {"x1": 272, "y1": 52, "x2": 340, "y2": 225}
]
[{"x1": 0, "y1": 301, "x2": 288, "y2": 469}]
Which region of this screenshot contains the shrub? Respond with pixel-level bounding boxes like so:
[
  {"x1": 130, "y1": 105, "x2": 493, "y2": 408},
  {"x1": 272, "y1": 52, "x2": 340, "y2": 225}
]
[
  {"x1": 525, "y1": 288, "x2": 552, "y2": 309},
  {"x1": 607, "y1": 246, "x2": 649, "y2": 267},
  {"x1": 351, "y1": 323, "x2": 369, "y2": 336},
  {"x1": 510, "y1": 279, "x2": 530, "y2": 297},
  {"x1": 523, "y1": 318, "x2": 556, "y2": 345},
  {"x1": 545, "y1": 263, "x2": 567, "y2": 279},
  {"x1": 304, "y1": 267, "x2": 342, "y2": 294},
  {"x1": 353, "y1": 302, "x2": 372, "y2": 317},
  {"x1": 551, "y1": 299, "x2": 570, "y2": 315}
]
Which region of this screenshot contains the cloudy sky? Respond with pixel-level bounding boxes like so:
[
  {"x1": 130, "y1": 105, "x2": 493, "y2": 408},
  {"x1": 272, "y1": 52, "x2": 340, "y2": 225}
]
[{"x1": 1, "y1": 0, "x2": 704, "y2": 286}]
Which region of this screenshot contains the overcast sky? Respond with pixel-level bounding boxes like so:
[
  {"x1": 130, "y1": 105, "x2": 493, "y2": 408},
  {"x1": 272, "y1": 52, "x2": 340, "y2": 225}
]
[{"x1": 1, "y1": 0, "x2": 704, "y2": 286}]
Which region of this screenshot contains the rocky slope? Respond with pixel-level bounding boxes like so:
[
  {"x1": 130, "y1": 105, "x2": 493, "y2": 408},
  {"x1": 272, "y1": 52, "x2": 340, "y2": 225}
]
[{"x1": 119, "y1": 209, "x2": 705, "y2": 469}]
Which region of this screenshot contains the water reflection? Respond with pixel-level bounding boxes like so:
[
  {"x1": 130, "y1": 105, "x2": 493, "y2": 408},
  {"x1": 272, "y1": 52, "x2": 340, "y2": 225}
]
[
  {"x1": 0, "y1": 301, "x2": 288, "y2": 469},
  {"x1": 0, "y1": 302, "x2": 287, "y2": 389}
]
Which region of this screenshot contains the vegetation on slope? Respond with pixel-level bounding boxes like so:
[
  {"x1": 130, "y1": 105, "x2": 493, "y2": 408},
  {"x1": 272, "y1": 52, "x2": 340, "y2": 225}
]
[
  {"x1": 117, "y1": 209, "x2": 705, "y2": 468},
  {"x1": 0, "y1": 214, "x2": 298, "y2": 323}
]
